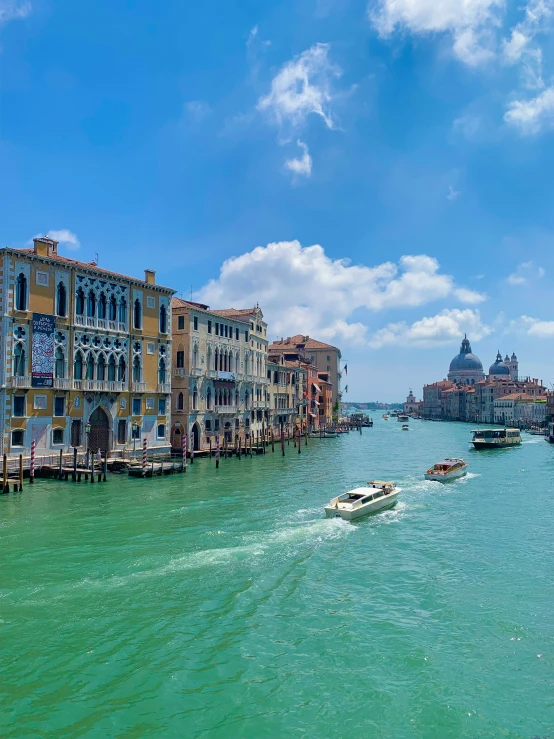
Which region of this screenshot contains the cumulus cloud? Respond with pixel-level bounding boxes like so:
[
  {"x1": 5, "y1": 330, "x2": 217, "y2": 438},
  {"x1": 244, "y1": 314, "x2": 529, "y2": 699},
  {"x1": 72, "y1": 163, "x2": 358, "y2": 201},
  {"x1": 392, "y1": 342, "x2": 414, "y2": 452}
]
[
  {"x1": 369, "y1": 0, "x2": 503, "y2": 65},
  {"x1": 369, "y1": 308, "x2": 491, "y2": 349},
  {"x1": 454, "y1": 287, "x2": 487, "y2": 304},
  {"x1": 285, "y1": 140, "x2": 312, "y2": 179},
  {"x1": 196, "y1": 240, "x2": 487, "y2": 347},
  {"x1": 507, "y1": 315, "x2": 554, "y2": 337},
  {"x1": 504, "y1": 86, "x2": 554, "y2": 133},
  {"x1": 507, "y1": 261, "x2": 545, "y2": 285},
  {"x1": 257, "y1": 43, "x2": 341, "y2": 131},
  {"x1": 0, "y1": 1, "x2": 31, "y2": 24},
  {"x1": 29, "y1": 229, "x2": 80, "y2": 251}
]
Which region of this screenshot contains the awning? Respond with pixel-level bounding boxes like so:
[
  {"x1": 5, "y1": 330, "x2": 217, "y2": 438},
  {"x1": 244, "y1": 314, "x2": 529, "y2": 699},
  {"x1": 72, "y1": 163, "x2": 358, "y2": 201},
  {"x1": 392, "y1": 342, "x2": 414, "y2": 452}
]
[{"x1": 312, "y1": 383, "x2": 321, "y2": 393}]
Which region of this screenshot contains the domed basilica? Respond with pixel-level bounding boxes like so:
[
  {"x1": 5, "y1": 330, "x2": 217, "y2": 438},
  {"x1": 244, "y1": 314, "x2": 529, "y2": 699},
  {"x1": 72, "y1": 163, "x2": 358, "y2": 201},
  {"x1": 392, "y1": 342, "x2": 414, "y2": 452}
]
[{"x1": 447, "y1": 336, "x2": 518, "y2": 385}]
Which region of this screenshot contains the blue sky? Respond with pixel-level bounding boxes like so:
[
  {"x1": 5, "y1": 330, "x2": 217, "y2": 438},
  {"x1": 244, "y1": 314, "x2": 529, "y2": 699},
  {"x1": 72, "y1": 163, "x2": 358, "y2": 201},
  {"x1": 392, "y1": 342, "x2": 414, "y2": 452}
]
[{"x1": 2, "y1": 0, "x2": 554, "y2": 400}]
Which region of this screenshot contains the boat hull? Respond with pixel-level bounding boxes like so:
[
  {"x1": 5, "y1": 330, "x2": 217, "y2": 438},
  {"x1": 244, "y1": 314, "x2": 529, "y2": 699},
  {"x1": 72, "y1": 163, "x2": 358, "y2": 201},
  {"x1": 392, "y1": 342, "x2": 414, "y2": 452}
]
[
  {"x1": 472, "y1": 441, "x2": 521, "y2": 450},
  {"x1": 324, "y1": 492, "x2": 399, "y2": 521},
  {"x1": 425, "y1": 468, "x2": 467, "y2": 482}
]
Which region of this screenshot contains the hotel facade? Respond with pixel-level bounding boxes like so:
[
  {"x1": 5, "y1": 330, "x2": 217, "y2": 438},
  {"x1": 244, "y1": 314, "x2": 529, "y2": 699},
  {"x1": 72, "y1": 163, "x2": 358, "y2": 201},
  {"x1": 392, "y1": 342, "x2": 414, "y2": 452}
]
[{"x1": 0, "y1": 237, "x2": 174, "y2": 457}]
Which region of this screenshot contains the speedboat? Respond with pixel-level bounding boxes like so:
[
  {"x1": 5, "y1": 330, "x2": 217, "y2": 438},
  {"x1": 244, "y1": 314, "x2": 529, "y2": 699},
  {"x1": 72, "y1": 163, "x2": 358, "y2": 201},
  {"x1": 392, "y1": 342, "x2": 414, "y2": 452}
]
[
  {"x1": 401, "y1": 424, "x2": 409, "y2": 431},
  {"x1": 324, "y1": 481, "x2": 399, "y2": 521},
  {"x1": 471, "y1": 428, "x2": 521, "y2": 449},
  {"x1": 382, "y1": 414, "x2": 389, "y2": 420},
  {"x1": 425, "y1": 458, "x2": 468, "y2": 482}
]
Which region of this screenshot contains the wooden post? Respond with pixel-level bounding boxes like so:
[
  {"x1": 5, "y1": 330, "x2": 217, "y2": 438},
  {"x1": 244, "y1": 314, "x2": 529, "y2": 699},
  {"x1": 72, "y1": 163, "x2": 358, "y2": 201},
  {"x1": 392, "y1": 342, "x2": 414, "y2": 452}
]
[
  {"x1": 142, "y1": 438, "x2": 147, "y2": 477},
  {"x1": 224, "y1": 435, "x2": 227, "y2": 459},
  {"x1": 281, "y1": 423, "x2": 285, "y2": 456},
  {"x1": 190, "y1": 431, "x2": 194, "y2": 464},
  {"x1": 209, "y1": 436, "x2": 212, "y2": 459},
  {"x1": 72, "y1": 447, "x2": 77, "y2": 482},
  {"x1": 305, "y1": 424, "x2": 308, "y2": 446},
  {"x1": 19, "y1": 454, "x2": 24, "y2": 492},
  {"x1": 271, "y1": 427, "x2": 275, "y2": 453},
  {"x1": 215, "y1": 434, "x2": 220, "y2": 469},
  {"x1": 262, "y1": 424, "x2": 265, "y2": 454},
  {"x1": 58, "y1": 449, "x2": 63, "y2": 480},
  {"x1": 236, "y1": 434, "x2": 241, "y2": 460},
  {"x1": 90, "y1": 450, "x2": 95, "y2": 483},
  {"x1": 103, "y1": 452, "x2": 107, "y2": 482},
  {"x1": 3, "y1": 454, "x2": 8, "y2": 494},
  {"x1": 30, "y1": 439, "x2": 36, "y2": 484},
  {"x1": 287, "y1": 424, "x2": 290, "y2": 445},
  {"x1": 249, "y1": 432, "x2": 252, "y2": 456},
  {"x1": 298, "y1": 424, "x2": 301, "y2": 454}
]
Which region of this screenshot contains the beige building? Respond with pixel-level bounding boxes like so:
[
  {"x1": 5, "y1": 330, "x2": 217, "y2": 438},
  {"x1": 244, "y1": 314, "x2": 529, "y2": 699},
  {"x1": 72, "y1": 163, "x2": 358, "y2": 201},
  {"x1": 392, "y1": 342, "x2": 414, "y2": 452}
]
[
  {"x1": 0, "y1": 237, "x2": 174, "y2": 457},
  {"x1": 171, "y1": 300, "x2": 269, "y2": 450},
  {"x1": 266, "y1": 355, "x2": 307, "y2": 434}
]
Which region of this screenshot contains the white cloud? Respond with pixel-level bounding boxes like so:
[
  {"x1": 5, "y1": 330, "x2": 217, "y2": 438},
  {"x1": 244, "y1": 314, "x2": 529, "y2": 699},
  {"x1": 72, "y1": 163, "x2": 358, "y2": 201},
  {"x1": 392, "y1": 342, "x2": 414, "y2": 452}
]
[
  {"x1": 196, "y1": 240, "x2": 486, "y2": 347},
  {"x1": 504, "y1": 86, "x2": 554, "y2": 133},
  {"x1": 454, "y1": 287, "x2": 487, "y2": 303},
  {"x1": 507, "y1": 315, "x2": 554, "y2": 337},
  {"x1": 369, "y1": 308, "x2": 491, "y2": 349},
  {"x1": 0, "y1": 1, "x2": 31, "y2": 24},
  {"x1": 507, "y1": 261, "x2": 545, "y2": 285},
  {"x1": 369, "y1": 0, "x2": 503, "y2": 65},
  {"x1": 447, "y1": 184, "x2": 461, "y2": 201},
  {"x1": 29, "y1": 229, "x2": 80, "y2": 251},
  {"x1": 184, "y1": 100, "x2": 212, "y2": 123},
  {"x1": 257, "y1": 43, "x2": 341, "y2": 131},
  {"x1": 285, "y1": 140, "x2": 312, "y2": 179},
  {"x1": 502, "y1": 1, "x2": 554, "y2": 89}
]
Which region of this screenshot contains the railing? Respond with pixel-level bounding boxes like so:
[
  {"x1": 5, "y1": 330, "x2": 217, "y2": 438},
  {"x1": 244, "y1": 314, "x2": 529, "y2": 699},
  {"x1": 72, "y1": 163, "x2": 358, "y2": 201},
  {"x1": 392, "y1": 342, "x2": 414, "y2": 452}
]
[
  {"x1": 191, "y1": 368, "x2": 203, "y2": 377},
  {"x1": 73, "y1": 315, "x2": 127, "y2": 333},
  {"x1": 173, "y1": 368, "x2": 186, "y2": 378},
  {"x1": 215, "y1": 405, "x2": 238, "y2": 414},
  {"x1": 53, "y1": 378, "x2": 71, "y2": 390},
  {"x1": 157, "y1": 383, "x2": 171, "y2": 394},
  {"x1": 73, "y1": 379, "x2": 127, "y2": 392},
  {"x1": 132, "y1": 382, "x2": 147, "y2": 393},
  {"x1": 217, "y1": 371, "x2": 236, "y2": 381},
  {"x1": 11, "y1": 376, "x2": 32, "y2": 388},
  {"x1": 208, "y1": 369, "x2": 217, "y2": 378}
]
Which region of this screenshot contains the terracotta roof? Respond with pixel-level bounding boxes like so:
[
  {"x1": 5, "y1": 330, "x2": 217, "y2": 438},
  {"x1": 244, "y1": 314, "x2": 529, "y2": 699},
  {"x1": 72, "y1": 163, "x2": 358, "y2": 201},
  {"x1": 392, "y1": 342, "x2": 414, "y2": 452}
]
[
  {"x1": 212, "y1": 308, "x2": 263, "y2": 323},
  {"x1": 8, "y1": 247, "x2": 174, "y2": 292},
  {"x1": 172, "y1": 297, "x2": 211, "y2": 311},
  {"x1": 270, "y1": 334, "x2": 339, "y2": 351},
  {"x1": 496, "y1": 393, "x2": 546, "y2": 402}
]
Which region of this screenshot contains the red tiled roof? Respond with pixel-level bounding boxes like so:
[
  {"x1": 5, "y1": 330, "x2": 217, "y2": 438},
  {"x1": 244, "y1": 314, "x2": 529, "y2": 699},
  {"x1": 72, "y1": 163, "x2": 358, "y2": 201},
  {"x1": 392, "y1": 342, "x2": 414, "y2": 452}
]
[
  {"x1": 172, "y1": 297, "x2": 211, "y2": 311},
  {"x1": 270, "y1": 334, "x2": 339, "y2": 351},
  {"x1": 9, "y1": 247, "x2": 174, "y2": 292},
  {"x1": 212, "y1": 307, "x2": 262, "y2": 321}
]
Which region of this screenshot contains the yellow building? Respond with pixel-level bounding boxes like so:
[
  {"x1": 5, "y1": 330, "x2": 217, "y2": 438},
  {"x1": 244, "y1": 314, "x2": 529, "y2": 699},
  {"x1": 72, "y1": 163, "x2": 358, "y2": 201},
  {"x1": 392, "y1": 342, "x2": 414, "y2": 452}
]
[{"x1": 0, "y1": 237, "x2": 174, "y2": 457}]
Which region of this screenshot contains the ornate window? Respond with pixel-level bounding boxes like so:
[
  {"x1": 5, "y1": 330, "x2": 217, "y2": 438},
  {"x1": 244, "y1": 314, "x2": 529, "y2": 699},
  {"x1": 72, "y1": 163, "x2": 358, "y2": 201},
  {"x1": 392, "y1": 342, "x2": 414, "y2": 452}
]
[
  {"x1": 15, "y1": 273, "x2": 27, "y2": 311},
  {"x1": 86, "y1": 354, "x2": 95, "y2": 380},
  {"x1": 158, "y1": 357, "x2": 166, "y2": 384},
  {"x1": 118, "y1": 356, "x2": 126, "y2": 382},
  {"x1": 109, "y1": 295, "x2": 117, "y2": 321},
  {"x1": 87, "y1": 290, "x2": 96, "y2": 318},
  {"x1": 74, "y1": 352, "x2": 83, "y2": 380},
  {"x1": 97, "y1": 354, "x2": 106, "y2": 381},
  {"x1": 55, "y1": 347, "x2": 65, "y2": 378},
  {"x1": 108, "y1": 355, "x2": 116, "y2": 382},
  {"x1": 98, "y1": 293, "x2": 107, "y2": 320},
  {"x1": 76, "y1": 288, "x2": 85, "y2": 316},
  {"x1": 160, "y1": 304, "x2": 167, "y2": 334},
  {"x1": 118, "y1": 297, "x2": 127, "y2": 324},
  {"x1": 177, "y1": 392, "x2": 184, "y2": 411},
  {"x1": 133, "y1": 299, "x2": 142, "y2": 330},
  {"x1": 133, "y1": 355, "x2": 141, "y2": 382},
  {"x1": 207, "y1": 389, "x2": 212, "y2": 410},
  {"x1": 56, "y1": 282, "x2": 67, "y2": 317},
  {"x1": 13, "y1": 343, "x2": 26, "y2": 376}
]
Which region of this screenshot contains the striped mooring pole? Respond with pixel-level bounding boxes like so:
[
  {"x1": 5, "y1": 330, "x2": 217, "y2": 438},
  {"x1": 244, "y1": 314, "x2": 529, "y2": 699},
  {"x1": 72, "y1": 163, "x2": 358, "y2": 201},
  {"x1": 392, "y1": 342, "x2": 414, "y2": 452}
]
[
  {"x1": 215, "y1": 434, "x2": 220, "y2": 469},
  {"x1": 142, "y1": 438, "x2": 147, "y2": 477},
  {"x1": 182, "y1": 431, "x2": 187, "y2": 471},
  {"x1": 30, "y1": 439, "x2": 36, "y2": 484},
  {"x1": 190, "y1": 431, "x2": 194, "y2": 464}
]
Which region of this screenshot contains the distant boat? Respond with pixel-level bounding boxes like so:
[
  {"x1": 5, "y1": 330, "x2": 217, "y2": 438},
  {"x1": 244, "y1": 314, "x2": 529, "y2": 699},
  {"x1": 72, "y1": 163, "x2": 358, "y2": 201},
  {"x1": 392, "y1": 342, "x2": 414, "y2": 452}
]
[
  {"x1": 425, "y1": 458, "x2": 468, "y2": 482},
  {"x1": 397, "y1": 415, "x2": 409, "y2": 422},
  {"x1": 382, "y1": 414, "x2": 389, "y2": 420},
  {"x1": 401, "y1": 424, "x2": 409, "y2": 431},
  {"x1": 471, "y1": 428, "x2": 521, "y2": 450}
]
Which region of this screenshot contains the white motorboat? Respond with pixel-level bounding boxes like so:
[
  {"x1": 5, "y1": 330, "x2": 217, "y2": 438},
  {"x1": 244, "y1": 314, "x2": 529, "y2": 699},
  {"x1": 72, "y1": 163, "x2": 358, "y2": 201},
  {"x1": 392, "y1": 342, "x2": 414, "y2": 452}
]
[
  {"x1": 425, "y1": 458, "x2": 468, "y2": 482},
  {"x1": 324, "y1": 481, "x2": 399, "y2": 521},
  {"x1": 401, "y1": 424, "x2": 409, "y2": 431}
]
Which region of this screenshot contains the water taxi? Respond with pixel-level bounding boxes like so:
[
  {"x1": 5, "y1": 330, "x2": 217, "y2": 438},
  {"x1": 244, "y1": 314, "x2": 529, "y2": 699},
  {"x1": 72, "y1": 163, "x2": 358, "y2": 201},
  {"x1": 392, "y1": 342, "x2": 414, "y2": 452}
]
[
  {"x1": 397, "y1": 415, "x2": 409, "y2": 422},
  {"x1": 471, "y1": 428, "x2": 522, "y2": 450},
  {"x1": 401, "y1": 424, "x2": 409, "y2": 431},
  {"x1": 324, "y1": 481, "x2": 399, "y2": 521},
  {"x1": 425, "y1": 458, "x2": 468, "y2": 482},
  {"x1": 382, "y1": 414, "x2": 389, "y2": 420}
]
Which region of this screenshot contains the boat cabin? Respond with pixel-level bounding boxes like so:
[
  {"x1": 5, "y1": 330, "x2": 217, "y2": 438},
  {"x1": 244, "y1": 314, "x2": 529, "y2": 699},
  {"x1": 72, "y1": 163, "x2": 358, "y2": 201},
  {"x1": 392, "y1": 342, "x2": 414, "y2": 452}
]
[{"x1": 472, "y1": 428, "x2": 520, "y2": 441}]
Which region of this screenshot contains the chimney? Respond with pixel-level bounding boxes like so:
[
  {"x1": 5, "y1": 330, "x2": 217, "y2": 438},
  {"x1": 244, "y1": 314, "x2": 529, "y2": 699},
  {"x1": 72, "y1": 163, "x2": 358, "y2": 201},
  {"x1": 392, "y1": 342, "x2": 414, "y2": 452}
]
[
  {"x1": 33, "y1": 236, "x2": 58, "y2": 258},
  {"x1": 144, "y1": 269, "x2": 156, "y2": 285}
]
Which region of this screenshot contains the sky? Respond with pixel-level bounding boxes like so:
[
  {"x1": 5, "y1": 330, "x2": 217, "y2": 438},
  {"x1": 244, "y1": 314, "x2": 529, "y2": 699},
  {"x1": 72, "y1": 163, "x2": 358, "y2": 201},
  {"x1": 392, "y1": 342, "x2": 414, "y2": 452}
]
[{"x1": 2, "y1": 0, "x2": 554, "y2": 401}]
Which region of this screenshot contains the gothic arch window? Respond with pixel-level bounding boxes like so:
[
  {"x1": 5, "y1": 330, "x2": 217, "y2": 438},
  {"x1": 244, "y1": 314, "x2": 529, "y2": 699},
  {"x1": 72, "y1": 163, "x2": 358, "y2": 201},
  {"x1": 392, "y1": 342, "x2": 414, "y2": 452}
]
[
  {"x1": 207, "y1": 388, "x2": 212, "y2": 410},
  {"x1": 86, "y1": 353, "x2": 95, "y2": 380},
  {"x1": 214, "y1": 349, "x2": 219, "y2": 371},
  {"x1": 55, "y1": 347, "x2": 65, "y2": 378},
  {"x1": 118, "y1": 297, "x2": 127, "y2": 324},
  {"x1": 158, "y1": 357, "x2": 166, "y2": 384},
  {"x1": 193, "y1": 344, "x2": 198, "y2": 368},
  {"x1": 87, "y1": 290, "x2": 96, "y2": 318},
  {"x1": 118, "y1": 356, "x2": 126, "y2": 382},
  {"x1": 15, "y1": 273, "x2": 27, "y2": 311},
  {"x1": 235, "y1": 390, "x2": 239, "y2": 406},
  {"x1": 177, "y1": 392, "x2": 184, "y2": 411},
  {"x1": 98, "y1": 293, "x2": 107, "y2": 320},
  {"x1": 107, "y1": 355, "x2": 116, "y2": 381},
  {"x1": 76, "y1": 288, "x2": 85, "y2": 316},
  {"x1": 133, "y1": 355, "x2": 141, "y2": 382},
  {"x1": 14, "y1": 343, "x2": 26, "y2": 376},
  {"x1": 193, "y1": 386, "x2": 198, "y2": 409},
  {"x1": 97, "y1": 354, "x2": 106, "y2": 381},
  {"x1": 56, "y1": 282, "x2": 67, "y2": 317},
  {"x1": 159, "y1": 304, "x2": 167, "y2": 334},
  {"x1": 134, "y1": 299, "x2": 142, "y2": 330},
  {"x1": 109, "y1": 295, "x2": 117, "y2": 321},
  {"x1": 74, "y1": 351, "x2": 84, "y2": 380}
]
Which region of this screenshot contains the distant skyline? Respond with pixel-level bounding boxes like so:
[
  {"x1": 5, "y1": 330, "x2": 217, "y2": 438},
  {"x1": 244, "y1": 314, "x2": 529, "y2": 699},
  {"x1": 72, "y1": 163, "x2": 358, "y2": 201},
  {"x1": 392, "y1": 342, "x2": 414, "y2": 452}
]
[{"x1": 2, "y1": 0, "x2": 554, "y2": 400}]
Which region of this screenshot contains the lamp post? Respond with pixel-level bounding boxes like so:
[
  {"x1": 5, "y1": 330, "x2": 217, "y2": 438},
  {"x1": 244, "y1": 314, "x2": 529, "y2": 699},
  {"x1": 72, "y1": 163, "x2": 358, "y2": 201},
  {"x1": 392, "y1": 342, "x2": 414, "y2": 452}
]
[{"x1": 85, "y1": 422, "x2": 91, "y2": 469}]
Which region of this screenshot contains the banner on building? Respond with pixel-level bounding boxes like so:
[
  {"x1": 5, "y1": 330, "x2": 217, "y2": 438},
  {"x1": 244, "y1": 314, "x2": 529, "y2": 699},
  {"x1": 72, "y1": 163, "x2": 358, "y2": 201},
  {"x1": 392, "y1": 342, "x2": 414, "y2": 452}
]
[{"x1": 31, "y1": 313, "x2": 55, "y2": 388}]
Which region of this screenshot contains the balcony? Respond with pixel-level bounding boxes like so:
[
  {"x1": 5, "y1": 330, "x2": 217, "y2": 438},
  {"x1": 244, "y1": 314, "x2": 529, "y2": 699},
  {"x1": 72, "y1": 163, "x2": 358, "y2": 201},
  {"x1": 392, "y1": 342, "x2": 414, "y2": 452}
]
[
  {"x1": 157, "y1": 383, "x2": 171, "y2": 394},
  {"x1": 74, "y1": 315, "x2": 128, "y2": 333},
  {"x1": 215, "y1": 405, "x2": 238, "y2": 414},
  {"x1": 53, "y1": 378, "x2": 71, "y2": 390},
  {"x1": 217, "y1": 371, "x2": 236, "y2": 381},
  {"x1": 208, "y1": 369, "x2": 217, "y2": 378},
  {"x1": 132, "y1": 382, "x2": 147, "y2": 393},
  {"x1": 173, "y1": 368, "x2": 186, "y2": 378},
  {"x1": 191, "y1": 368, "x2": 204, "y2": 377},
  {"x1": 11, "y1": 376, "x2": 32, "y2": 389},
  {"x1": 73, "y1": 379, "x2": 127, "y2": 392}
]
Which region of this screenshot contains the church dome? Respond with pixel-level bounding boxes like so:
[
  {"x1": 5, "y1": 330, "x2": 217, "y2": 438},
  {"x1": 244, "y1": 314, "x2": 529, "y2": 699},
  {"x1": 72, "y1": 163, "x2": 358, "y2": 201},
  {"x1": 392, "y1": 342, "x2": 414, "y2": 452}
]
[
  {"x1": 449, "y1": 336, "x2": 483, "y2": 372},
  {"x1": 489, "y1": 351, "x2": 510, "y2": 377}
]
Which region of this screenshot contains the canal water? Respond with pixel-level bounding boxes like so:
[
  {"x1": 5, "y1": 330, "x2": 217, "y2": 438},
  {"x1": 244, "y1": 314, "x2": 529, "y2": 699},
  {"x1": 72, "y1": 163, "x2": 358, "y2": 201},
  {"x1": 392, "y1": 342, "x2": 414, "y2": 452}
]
[{"x1": 1, "y1": 419, "x2": 553, "y2": 739}]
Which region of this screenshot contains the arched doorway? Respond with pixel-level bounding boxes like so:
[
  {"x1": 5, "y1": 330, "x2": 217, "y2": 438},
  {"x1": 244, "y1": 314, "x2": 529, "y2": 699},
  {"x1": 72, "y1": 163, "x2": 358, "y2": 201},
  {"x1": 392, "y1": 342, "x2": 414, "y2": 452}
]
[
  {"x1": 172, "y1": 425, "x2": 181, "y2": 452},
  {"x1": 88, "y1": 407, "x2": 110, "y2": 453},
  {"x1": 192, "y1": 422, "x2": 201, "y2": 451}
]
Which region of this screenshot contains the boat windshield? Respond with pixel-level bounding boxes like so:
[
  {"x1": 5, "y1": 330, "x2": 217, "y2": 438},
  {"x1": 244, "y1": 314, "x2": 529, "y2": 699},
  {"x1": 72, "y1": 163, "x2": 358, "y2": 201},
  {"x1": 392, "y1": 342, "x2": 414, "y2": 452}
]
[{"x1": 473, "y1": 429, "x2": 507, "y2": 439}]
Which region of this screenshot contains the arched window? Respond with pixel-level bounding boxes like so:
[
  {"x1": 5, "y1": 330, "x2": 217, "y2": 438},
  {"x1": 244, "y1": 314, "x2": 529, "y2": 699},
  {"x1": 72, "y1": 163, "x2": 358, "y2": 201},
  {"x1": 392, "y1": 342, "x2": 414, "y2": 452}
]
[
  {"x1": 193, "y1": 344, "x2": 198, "y2": 368},
  {"x1": 235, "y1": 390, "x2": 239, "y2": 406},
  {"x1": 55, "y1": 347, "x2": 65, "y2": 378},
  {"x1": 118, "y1": 356, "x2": 126, "y2": 382},
  {"x1": 245, "y1": 391, "x2": 249, "y2": 410},
  {"x1": 134, "y1": 299, "x2": 142, "y2": 330},
  {"x1": 86, "y1": 354, "x2": 95, "y2": 380},
  {"x1": 160, "y1": 304, "x2": 167, "y2": 334},
  {"x1": 108, "y1": 355, "x2": 116, "y2": 381},
  {"x1": 98, "y1": 293, "x2": 107, "y2": 320},
  {"x1": 15, "y1": 273, "x2": 27, "y2": 311},
  {"x1": 133, "y1": 356, "x2": 141, "y2": 382},
  {"x1": 108, "y1": 295, "x2": 117, "y2": 321},
  {"x1": 87, "y1": 290, "x2": 96, "y2": 318},
  {"x1": 74, "y1": 352, "x2": 83, "y2": 380},
  {"x1": 193, "y1": 388, "x2": 198, "y2": 409},
  {"x1": 118, "y1": 297, "x2": 127, "y2": 324},
  {"x1": 14, "y1": 343, "x2": 26, "y2": 376},
  {"x1": 207, "y1": 389, "x2": 212, "y2": 410},
  {"x1": 158, "y1": 357, "x2": 166, "y2": 384},
  {"x1": 56, "y1": 282, "x2": 67, "y2": 317},
  {"x1": 214, "y1": 349, "x2": 218, "y2": 371},
  {"x1": 97, "y1": 354, "x2": 106, "y2": 381},
  {"x1": 177, "y1": 392, "x2": 184, "y2": 411},
  {"x1": 76, "y1": 288, "x2": 85, "y2": 316}
]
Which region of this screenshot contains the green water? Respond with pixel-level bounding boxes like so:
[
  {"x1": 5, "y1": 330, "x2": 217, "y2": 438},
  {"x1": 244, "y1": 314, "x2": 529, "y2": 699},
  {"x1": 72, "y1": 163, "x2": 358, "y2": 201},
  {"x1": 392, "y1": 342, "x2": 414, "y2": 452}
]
[{"x1": 1, "y1": 420, "x2": 553, "y2": 739}]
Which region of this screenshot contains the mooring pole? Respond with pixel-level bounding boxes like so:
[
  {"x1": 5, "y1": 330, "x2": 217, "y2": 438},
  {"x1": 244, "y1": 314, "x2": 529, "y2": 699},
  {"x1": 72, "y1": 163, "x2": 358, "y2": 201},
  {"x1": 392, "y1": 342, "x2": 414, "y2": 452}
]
[
  {"x1": 215, "y1": 434, "x2": 220, "y2": 469},
  {"x1": 19, "y1": 454, "x2": 24, "y2": 491},
  {"x1": 30, "y1": 439, "x2": 36, "y2": 484}
]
